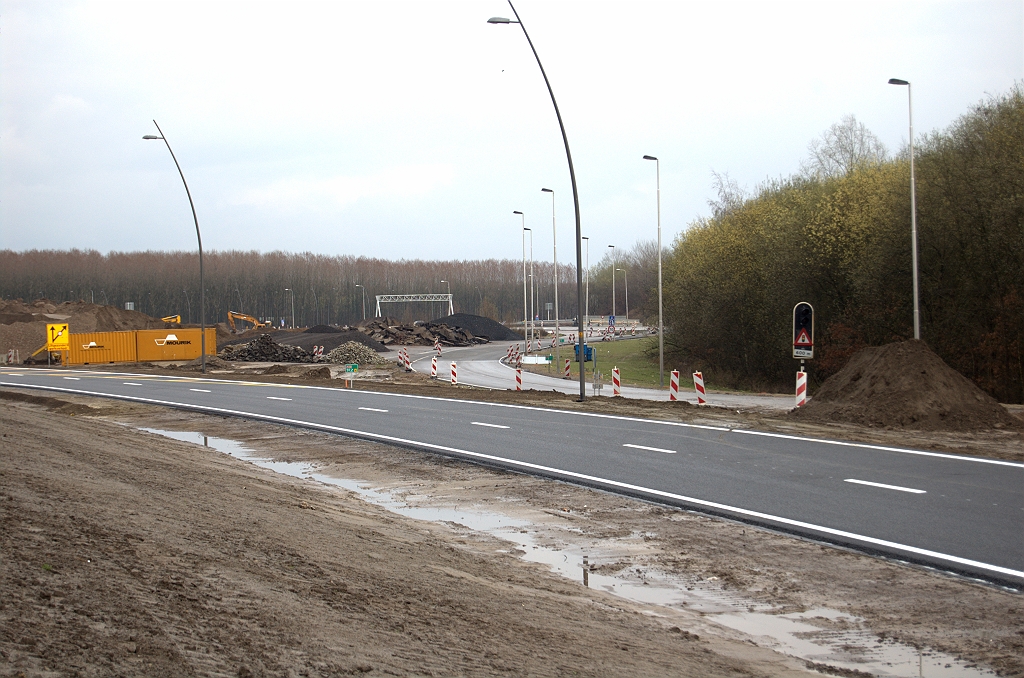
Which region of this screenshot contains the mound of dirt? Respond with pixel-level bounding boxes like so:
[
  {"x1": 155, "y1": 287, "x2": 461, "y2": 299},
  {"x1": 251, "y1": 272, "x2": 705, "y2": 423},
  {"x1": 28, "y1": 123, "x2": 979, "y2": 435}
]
[
  {"x1": 304, "y1": 324, "x2": 341, "y2": 334},
  {"x1": 279, "y1": 330, "x2": 387, "y2": 354},
  {"x1": 219, "y1": 334, "x2": 316, "y2": 363},
  {"x1": 429, "y1": 313, "x2": 522, "y2": 342},
  {"x1": 790, "y1": 340, "x2": 1021, "y2": 432},
  {"x1": 327, "y1": 341, "x2": 391, "y2": 366}
]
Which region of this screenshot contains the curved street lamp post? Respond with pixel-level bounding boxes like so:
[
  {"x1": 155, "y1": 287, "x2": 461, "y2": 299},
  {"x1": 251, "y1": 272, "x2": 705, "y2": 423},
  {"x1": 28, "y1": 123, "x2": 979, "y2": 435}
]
[
  {"x1": 643, "y1": 155, "x2": 665, "y2": 387},
  {"x1": 489, "y1": 4, "x2": 587, "y2": 399},
  {"x1": 355, "y1": 284, "x2": 366, "y2": 321},
  {"x1": 143, "y1": 121, "x2": 206, "y2": 373},
  {"x1": 888, "y1": 78, "x2": 921, "y2": 340}
]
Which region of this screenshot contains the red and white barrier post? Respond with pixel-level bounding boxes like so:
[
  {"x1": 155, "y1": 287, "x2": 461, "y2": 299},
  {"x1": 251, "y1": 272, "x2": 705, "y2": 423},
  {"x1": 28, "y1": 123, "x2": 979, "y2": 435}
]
[
  {"x1": 669, "y1": 370, "x2": 680, "y2": 401},
  {"x1": 795, "y1": 371, "x2": 808, "y2": 407},
  {"x1": 564, "y1": 358, "x2": 571, "y2": 379},
  {"x1": 693, "y1": 371, "x2": 707, "y2": 404},
  {"x1": 404, "y1": 351, "x2": 412, "y2": 372},
  {"x1": 450, "y1": 362, "x2": 457, "y2": 385},
  {"x1": 515, "y1": 368, "x2": 522, "y2": 391},
  {"x1": 430, "y1": 356, "x2": 437, "y2": 378},
  {"x1": 612, "y1": 367, "x2": 621, "y2": 396},
  {"x1": 434, "y1": 339, "x2": 442, "y2": 356}
]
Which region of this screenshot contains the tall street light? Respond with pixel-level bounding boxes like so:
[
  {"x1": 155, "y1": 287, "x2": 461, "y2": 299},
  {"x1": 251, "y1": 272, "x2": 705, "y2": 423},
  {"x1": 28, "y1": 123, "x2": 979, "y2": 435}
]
[
  {"x1": 440, "y1": 279, "x2": 451, "y2": 317},
  {"x1": 541, "y1": 187, "x2": 560, "y2": 372},
  {"x1": 489, "y1": 4, "x2": 586, "y2": 400},
  {"x1": 616, "y1": 268, "x2": 628, "y2": 323},
  {"x1": 888, "y1": 78, "x2": 921, "y2": 340},
  {"x1": 643, "y1": 155, "x2": 665, "y2": 387},
  {"x1": 515, "y1": 211, "x2": 529, "y2": 346},
  {"x1": 284, "y1": 288, "x2": 295, "y2": 329},
  {"x1": 355, "y1": 284, "x2": 366, "y2": 321},
  {"x1": 143, "y1": 120, "x2": 206, "y2": 373},
  {"x1": 608, "y1": 244, "x2": 616, "y2": 323}
]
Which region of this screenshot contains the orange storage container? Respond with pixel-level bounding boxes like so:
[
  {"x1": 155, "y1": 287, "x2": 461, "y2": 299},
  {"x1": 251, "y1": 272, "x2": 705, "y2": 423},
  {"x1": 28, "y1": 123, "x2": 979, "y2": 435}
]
[
  {"x1": 67, "y1": 331, "x2": 138, "y2": 365},
  {"x1": 135, "y1": 328, "x2": 216, "y2": 362}
]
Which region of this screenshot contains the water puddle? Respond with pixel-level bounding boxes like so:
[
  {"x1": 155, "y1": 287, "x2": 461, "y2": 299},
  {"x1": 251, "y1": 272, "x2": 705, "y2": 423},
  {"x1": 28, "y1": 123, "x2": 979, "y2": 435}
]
[{"x1": 141, "y1": 428, "x2": 993, "y2": 677}]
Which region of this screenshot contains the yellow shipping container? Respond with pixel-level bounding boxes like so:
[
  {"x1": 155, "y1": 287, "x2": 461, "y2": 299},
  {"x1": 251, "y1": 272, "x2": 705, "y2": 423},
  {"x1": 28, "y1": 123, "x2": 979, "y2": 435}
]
[
  {"x1": 135, "y1": 328, "x2": 217, "y2": 362},
  {"x1": 67, "y1": 331, "x2": 138, "y2": 365}
]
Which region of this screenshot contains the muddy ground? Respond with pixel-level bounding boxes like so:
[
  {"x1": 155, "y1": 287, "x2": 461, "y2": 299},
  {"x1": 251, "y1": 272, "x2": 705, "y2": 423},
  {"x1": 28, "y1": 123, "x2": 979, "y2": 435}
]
[{"x1": 1, "y1": 386, "x2": 1022, "y2": 677}]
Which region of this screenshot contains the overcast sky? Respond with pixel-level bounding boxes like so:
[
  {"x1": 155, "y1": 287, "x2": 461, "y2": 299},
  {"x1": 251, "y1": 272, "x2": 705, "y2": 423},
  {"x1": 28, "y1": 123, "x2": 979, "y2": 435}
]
[{"x1": 2, "y1": 0, "x2": 1021, "y2": 264}]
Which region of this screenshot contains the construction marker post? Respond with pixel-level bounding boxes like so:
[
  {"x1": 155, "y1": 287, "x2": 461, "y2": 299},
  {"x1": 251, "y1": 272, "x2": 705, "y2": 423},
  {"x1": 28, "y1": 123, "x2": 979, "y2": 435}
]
[
  {"x1": 693, "y1": 371, "x2": 707, "y2": 404},
  {"x1": 450, "y1": 362, "x2": 457, "y2": 385},
  {"x1": 430, "y1": 356, "x2": 437, "y2": 379},
  {"x1": 515, "y1": 368, "x2": 522, "y2": 391},
  {"x1": 795, "y1": 371, "x2": 808, "y2": 407},
  {"x1": 564, "y1": 358, "x2": 571, "y2": 379},
  {"x1": 669, "y1": 370, "x2": 680, "y2": 401},
  {"x1": 612, "y1": 367, "x2": 621, "y2": 396}
]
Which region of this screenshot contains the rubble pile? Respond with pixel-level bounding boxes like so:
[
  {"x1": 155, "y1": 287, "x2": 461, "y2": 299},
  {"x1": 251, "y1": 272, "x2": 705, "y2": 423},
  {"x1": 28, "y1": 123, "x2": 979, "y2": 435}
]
[
  {"x1": 355, "y1": 317, "x2": 484, "y2": 347},
  {"x1": 219, "y1": 334, "x2": 317, "y2": 363},
  {"x1": 327, "y1": 341, "x2": 390, "y2": 366},
  {"x1": 429, "y1": 313, "x2": 522, "y2": 342}
]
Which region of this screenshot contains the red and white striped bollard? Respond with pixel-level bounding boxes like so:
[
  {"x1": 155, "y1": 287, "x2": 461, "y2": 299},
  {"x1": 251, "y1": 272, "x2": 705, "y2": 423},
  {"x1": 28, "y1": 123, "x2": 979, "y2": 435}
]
[
  {"x1": 515, "y1": 368, "x2": 522, "y2": 391},
  {"x1": 669, "y1": 370, "x2": 680, "y2": 401},
  {"x1": 450, "y1": 362, "x2": 457, "y2": 385},
  {"x1": 693, "y1": 371, "x2": 707, "y2": 404},
  {"x1": 612, "y1": 367, "x2": 621, "y2": 396},
  {"x1": 430, "y1": 356, "x2": 437, "y2": 378},
  {"x1": 795, "y1": 371, "x2": 807, "y2": 407},
  {"x1": 564, "y1": 358, "x2": 570, "y2": 379}
]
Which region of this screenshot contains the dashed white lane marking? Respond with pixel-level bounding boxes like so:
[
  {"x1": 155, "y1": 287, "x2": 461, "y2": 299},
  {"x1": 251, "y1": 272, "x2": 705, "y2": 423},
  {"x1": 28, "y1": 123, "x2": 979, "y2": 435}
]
[
  {"x1": 266, "y1": 396, "x2": 292, "y2": 401},
  {"x1": 624, "y1": 443, "x2": 677, "y2": 454},
  {"x1": 63, "y1": 377, "x2": 80, "y2": 380},
  {"x1": 845, "y1": 479, "x2": 926, "y2": 494},
  {"x1": 472, "y1": 422, "x2": 510, "y2": 429},
  {"x1": 123, "y1": 382, "x2": 142, "y2": 386},
  {"x1": 190, "y1": 388, "x2": 211, "y2": 393},
  {"x1": 359, "y1": 407, "x2": 389, "y2": 413}
]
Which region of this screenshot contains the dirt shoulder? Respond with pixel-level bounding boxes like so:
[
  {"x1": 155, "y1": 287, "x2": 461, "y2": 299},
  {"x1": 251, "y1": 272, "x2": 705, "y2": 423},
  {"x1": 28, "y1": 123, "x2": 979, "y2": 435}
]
[{"x1": 2, "y1": 389, "x2": 1022, "y2": 677}]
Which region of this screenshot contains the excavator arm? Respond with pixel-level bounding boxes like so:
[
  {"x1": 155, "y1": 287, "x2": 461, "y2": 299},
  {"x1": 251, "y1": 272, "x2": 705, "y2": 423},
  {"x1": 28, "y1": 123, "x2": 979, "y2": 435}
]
[{"x1": 227, "y1": 311, "x2": 269, "y2": 333}]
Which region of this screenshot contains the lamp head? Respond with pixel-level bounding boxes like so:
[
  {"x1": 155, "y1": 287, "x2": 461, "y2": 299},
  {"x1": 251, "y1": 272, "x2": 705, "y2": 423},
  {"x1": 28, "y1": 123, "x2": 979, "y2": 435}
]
[
  {"x1": 581, "y1": 236, "x2": 589, "y2": 240},
  {"x1": 888, "y1": 78, "x2": 909, "y2": 86},
  {"x1": 523, "y1": 226, "x2": 531, "y2": 231},
  {"x1": 643, "y1": 155, "x2": 657, "y2": 161},
  {"x1": 142, "y1": 135, "x2": 163, "y2": 140},
  {"x1": 513, "y1": 210, "x2": 523, "y2": 215},
  {"x1": 541, "y1": 188, "x2": 553, "y2": 193},
  {"x1": 487, "y1": 17, "x2": 518, "y2": 24}
]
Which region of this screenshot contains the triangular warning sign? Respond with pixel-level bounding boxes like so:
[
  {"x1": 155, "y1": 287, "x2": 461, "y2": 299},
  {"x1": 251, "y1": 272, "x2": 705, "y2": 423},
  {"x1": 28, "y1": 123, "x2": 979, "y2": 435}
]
[{"x1": 794, "y1": 328, "x2": 812, "y2": 346}]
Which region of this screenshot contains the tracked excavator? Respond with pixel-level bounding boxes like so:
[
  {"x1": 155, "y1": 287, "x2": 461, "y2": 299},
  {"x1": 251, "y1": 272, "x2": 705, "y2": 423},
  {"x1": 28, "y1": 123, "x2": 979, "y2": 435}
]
[{"x1": 227, "y1": 311, "x2": 271, "y2": 333}]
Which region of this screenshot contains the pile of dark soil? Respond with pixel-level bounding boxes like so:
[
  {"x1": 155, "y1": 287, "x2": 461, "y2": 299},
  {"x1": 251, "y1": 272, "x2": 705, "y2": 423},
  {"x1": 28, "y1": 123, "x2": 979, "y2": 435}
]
[
  {"x1": 429, "y1": 313, "x2": 522, "y2": 342},
  {"x1": 279, "y1": 330, "x2": 387, "y2": 354},
  {"x1": 355, "y1": 317, "x2": 483, "y2": 347},
  {"x1": 790, "y1": 340, "x2": 1021, "y2": 432},
  {"x1": 304, "y1": 324, "x2": 341, "y2": 334},
  {"x1": 219, "y1": 334, "x2": 317, "y2": 363}
]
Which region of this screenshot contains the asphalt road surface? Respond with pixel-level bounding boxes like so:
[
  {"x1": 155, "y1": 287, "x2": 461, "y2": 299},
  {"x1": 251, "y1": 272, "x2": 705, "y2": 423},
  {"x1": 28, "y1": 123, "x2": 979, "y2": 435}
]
[
  {"x1": 405, "y1": 341, "x2": 795, "y2": 411},
  {"x1": 3, "y1": 366, "x2": 1022, "y2": 588}
]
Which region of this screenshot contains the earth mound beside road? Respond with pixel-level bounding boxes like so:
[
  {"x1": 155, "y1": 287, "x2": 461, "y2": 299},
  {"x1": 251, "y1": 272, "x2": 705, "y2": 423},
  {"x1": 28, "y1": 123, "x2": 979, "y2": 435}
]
[
  {"x1": 429, "y1": 313, "x2": 522, "y2": 342},
  {"x1": 790, "y1": 339, "x2": 1021, "y2": 432}
]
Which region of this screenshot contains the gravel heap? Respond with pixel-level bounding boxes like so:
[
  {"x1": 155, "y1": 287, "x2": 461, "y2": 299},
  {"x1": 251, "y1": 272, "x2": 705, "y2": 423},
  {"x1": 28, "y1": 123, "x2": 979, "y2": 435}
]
[
  {"x1": 429, "y1": 313, "x2": 522, "y2": 341},
  {"x1": 219, "y1": 334, "x2": 316, "y2": 363},
  {"x1": 327, "y1": 341, "x2": 390, "y2": 366},
  {"x1": 790, "y1": 339, "x2": 1021, "y2": 431},
  {"x1": 356, "y1": 317, "x2": 483, "y2": 347}
]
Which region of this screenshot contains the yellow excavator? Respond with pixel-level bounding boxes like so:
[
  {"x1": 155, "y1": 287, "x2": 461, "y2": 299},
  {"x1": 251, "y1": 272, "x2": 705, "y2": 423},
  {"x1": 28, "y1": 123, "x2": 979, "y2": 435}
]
[
  {"x1": 161, "y1": 315, "x2": 181, "y2": 324},
  {"x1": 227, "y1": 311, "x2": 271, "y2": 333}
]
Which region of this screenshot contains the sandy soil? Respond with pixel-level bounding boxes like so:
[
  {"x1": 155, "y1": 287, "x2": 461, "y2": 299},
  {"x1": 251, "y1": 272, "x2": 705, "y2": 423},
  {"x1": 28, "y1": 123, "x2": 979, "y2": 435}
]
[{"x1": 2, "y1": 389, "x2": 1022, "y2": 677}]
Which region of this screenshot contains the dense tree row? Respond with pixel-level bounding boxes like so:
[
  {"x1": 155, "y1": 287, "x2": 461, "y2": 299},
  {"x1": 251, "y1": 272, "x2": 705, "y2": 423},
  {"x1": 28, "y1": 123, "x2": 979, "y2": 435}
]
[{"x1": 663, "y1": 86, "x2": 1023, "y2": 403}]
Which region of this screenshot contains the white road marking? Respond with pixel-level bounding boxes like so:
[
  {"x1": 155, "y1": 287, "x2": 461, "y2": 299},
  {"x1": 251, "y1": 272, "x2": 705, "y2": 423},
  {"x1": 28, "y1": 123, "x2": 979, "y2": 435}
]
[
  {"x1": 845, "y1": 479, "x2": 926, "y2": 494},
  {"x1": 4, "y1": 380, "x2": 1022, "y2": 582},
  {"x1": 266, "y1": 396, "x2": 292, "y2": 401},
  {"x1": 472, "y1": 422, "x2": 510, "y2": 429},
  {"x1": 190, "y1": 388, "x2": 211, "y2": 393},
  {"x1": 123, "y1": 382, "x2": 142, "y2": 386},
  {"x1": 63, "y1": 377, "x2": 80, "y2": 380},
  {"x1": 359, "y1": 407, "x2": 389, "y2": 413},
  {"x1": 624, "y1": 443, "x2": 676, "y2": 454}
]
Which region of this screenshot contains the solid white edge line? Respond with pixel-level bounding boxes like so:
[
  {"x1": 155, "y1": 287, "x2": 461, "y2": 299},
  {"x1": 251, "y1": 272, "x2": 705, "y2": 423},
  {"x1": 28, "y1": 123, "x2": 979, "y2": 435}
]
[
  {"x1": 189, "y1": 388, "x2": 211, "y2": 393},
  {"x1": 63, "y1": 377, "x2": 80, "y2": 380},
  {"x1": 358, "y1": 407, "x2": 389, "y2": 413},
  {"x1": 3, "y1": 380, "x2": 1022, "y2": 582},
  {"x1": 123, "y1": 382, "x2": 142, "y2": 386},
  {"x1": 845, "y1": 479, "x2": 926, "y2": 494},
  {"x1": 5, "y1": 370, "x2": 1020, "y2": 467},
  {"x1": 471, "y1": 421, "x2": 511, "y2": 429},
  {"x1": 266, "y1": 396, "x2": 292, "y2": 401},
  {"x1": 624, "y1": 443, "x2": 676, "y2": 454}
]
